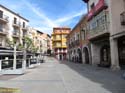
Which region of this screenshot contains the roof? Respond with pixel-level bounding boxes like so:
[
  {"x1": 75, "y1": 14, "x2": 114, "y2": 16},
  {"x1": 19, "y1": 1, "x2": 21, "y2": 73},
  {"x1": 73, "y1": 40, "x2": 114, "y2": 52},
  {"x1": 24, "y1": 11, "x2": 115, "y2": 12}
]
[
  {"x1": 0, "y1": 4, "x2": 29, "y2": 22},
  {"x1": 53, "y1": 27, "x2": 71, "y2": 30},
  {"x1": 37, "y1": 30, "x2": 43, "y2": 34},
  {"x1": 47, "y1": 34, "x2": 51, "y2": 38},
  {"x1": 82, "y1": 0, "x2": 89, "y2": 3}
]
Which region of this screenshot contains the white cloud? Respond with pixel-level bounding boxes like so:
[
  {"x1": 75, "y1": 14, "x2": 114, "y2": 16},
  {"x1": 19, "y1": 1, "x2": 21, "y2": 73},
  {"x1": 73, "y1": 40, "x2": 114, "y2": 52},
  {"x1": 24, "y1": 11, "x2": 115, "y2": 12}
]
[
  {"x1": 55, "y1": 10, "x2": 85, "y2": 23},
  {"x1": 21, "y1": 0, "x2": 86, "y2": 34},
  {"x1": 22, "y1": 0, "x2": 58, "y2": 28}
]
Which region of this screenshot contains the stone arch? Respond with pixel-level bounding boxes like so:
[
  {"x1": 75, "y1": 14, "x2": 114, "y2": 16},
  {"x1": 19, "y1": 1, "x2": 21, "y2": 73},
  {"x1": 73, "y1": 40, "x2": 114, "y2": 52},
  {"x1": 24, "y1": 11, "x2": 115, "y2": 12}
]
[
  {"x1": 100, "y1": 45, "x2": 111, "y2": 67},
  {"x1": 83, "y1": 47, "x2": 90, "y2": 64}
]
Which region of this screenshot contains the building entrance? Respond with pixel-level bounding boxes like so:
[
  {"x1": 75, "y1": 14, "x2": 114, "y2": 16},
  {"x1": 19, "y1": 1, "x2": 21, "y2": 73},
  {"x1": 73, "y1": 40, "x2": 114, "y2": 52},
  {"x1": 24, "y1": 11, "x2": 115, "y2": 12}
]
[
  {"x1": 118, "y1": 36, "x2": 125, "y2": 69},
  {"x1": 83, "y1": 47, "x2": 90, "y2": 64},
  {"x1": 100, "y1": 45, "x2": 111, "y2": 67}
]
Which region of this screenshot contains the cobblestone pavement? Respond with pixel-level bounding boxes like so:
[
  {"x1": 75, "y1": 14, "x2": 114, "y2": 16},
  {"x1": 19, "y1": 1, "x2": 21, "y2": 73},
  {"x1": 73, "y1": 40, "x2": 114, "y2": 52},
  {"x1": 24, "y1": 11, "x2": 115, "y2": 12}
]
[{"x1": 0, "y1": 56, "x2": 125, "y2": 93}]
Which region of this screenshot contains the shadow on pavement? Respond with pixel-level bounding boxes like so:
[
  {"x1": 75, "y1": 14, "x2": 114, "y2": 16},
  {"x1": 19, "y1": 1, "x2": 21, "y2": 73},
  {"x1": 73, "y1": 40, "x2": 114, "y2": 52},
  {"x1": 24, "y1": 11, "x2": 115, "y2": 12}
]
[{"x1": 60, "y1": 60, "x2": 125, "y2": 93}]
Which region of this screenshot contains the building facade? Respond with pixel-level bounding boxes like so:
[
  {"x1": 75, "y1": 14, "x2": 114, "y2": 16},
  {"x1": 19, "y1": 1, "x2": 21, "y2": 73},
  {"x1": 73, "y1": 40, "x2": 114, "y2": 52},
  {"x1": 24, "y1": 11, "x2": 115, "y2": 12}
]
[
  {"x1": 82, "y1": 0, "x2": 125, "y2": 70},
  {"x1": 52, "y1": 27, "x2": 70, "y2": 60},
  {"x1": 0, "y1": 4, "x2": 29, "y2": 59},
  {"x1": 67, "y1": 15, "x2": 89, "y2": 64},
  {"x1": 47, "y1": 34, "x2": 52, "y2": 50}
]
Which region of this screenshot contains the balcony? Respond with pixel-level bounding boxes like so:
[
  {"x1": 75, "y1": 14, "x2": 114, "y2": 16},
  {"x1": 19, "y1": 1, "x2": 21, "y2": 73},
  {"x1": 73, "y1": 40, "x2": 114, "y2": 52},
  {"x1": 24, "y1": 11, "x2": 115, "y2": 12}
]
[
  {"x1": 62, "y1": 31, "x2": 69, "y2": 34},
  {"x1": 0, "y1": 14, "x2": 9, "y2": 23},
  {"x1": 22, "y1": 26, "x2": 28, "y2": 31},
  {"x1": 120, "y1": 11, "x2": 125, "y2": 25},
  {"x1": 88, "y1": 21, "x2": 109, "y2": 39},
  {"x1": 88, "y1": 10, "x2": 109, "y2": 39},
  {"x1": 23, "y1": 31, "x2": 27, "y2": 38},
  {"x1": 54, "y1": 44, "x2": 62, "y2": 48},
  {"x1": 52, "y1": 38, "x2": 61, "y2": 41},
  {"x1": 12, "y1": 31, "x2": 20, "y2": 38},
  {"x1": 13, "y1": 21, "x2": 20, "y2": 28},
  {"x1": 0, "y1": 28, "x2": 7, "y2": 35}
]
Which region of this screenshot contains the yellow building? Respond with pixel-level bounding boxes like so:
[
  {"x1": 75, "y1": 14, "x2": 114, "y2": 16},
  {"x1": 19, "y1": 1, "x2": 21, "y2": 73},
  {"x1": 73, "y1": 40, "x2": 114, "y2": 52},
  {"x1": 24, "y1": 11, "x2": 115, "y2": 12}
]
[{"x1": 52, "y1": 27, "x2": 71, "y2": 60}]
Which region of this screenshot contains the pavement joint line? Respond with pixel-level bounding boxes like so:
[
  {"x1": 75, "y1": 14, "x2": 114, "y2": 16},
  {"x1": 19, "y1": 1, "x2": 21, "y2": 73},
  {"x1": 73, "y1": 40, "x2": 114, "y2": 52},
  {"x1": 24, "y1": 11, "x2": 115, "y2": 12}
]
[
  {"x1": 57, "y1": 69, "x2": 71, "y2": 93},
  {"x1": 0, "y1": 80, "x2": 63, "y2": 82}
]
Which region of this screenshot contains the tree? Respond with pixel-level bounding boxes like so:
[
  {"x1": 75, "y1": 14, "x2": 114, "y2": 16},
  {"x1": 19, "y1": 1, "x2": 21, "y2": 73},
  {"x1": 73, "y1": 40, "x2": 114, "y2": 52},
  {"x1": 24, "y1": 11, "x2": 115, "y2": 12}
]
[
  {"x1": 23, "y1": 36, "x2": 38, "y2": 53},
  {"x1": 6, "y1": 38, "x2": 24, "y2": 50}
]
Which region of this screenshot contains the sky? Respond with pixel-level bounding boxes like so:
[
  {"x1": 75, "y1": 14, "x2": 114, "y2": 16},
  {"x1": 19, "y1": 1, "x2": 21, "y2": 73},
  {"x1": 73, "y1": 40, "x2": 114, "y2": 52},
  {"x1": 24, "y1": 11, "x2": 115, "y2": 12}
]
[{"x1": 0, "y1": 0, "x2": 87, "y2": 35}]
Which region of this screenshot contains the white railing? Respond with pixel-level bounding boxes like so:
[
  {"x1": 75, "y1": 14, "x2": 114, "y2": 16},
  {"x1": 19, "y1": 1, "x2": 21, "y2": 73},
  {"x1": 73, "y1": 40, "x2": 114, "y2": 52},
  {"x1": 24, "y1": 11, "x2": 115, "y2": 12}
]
[
  {"x1": 0, "y1": 14, "x2": 9, "y2": 22},
  {"x1": 0, "y1": 57, "x2": 43, "y2": 71},
  {"x1": 0, "y1": 59, "x2": 23, "y2": 70}
]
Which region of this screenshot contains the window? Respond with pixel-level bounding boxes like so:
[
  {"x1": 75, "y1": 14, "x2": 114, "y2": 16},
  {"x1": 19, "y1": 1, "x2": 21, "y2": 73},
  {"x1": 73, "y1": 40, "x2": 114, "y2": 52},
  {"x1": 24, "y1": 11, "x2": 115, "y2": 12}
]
[
  {"x1": 77, "y1": 34, "x2": 80, "y2": 40},
  {"x1": 14, "y1": 17, "x2": 17, "y2": 24},
  {"x1": 81, "y1": 29, "x2": 86, "y2": 40},
  {"x1": 62, "y1": 42, "x2": 66, "y2": 46},
  {"x1": 62, "y1": 35, "x2": 67, "y2": 38},
  {"x1": 0, "y1": 10, "x2": 3, "y2": 18},
  {"x1": 23, "y1": 22, "x2": 25, "y2": 28},
  {"x1": 56, "y1": 35, "x2": 61, "y2": 39}
]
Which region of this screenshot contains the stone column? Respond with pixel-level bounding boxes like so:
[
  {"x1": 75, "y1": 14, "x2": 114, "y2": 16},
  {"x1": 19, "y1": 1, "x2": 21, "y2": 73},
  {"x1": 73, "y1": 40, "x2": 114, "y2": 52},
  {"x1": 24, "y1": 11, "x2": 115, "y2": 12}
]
[
  {"x1": 91, "y1": 43, "x2": 100, "y2": 65},
  {"x1": 110, "y1": 37, "x2": 120, "y2": 70},
  {"x1": 82, "y1": 51, "x2": 85, "y2": 64}
]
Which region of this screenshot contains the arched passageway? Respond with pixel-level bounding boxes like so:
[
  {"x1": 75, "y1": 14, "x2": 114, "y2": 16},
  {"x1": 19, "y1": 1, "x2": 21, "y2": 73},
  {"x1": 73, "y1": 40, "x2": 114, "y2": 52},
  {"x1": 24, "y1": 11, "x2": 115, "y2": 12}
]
[
  {"x1": 100, "y1": 45, "x2": 111, "y2": 67},
  {"x1": 83, "y1": 47, "x2": 90, "y2": 64}
]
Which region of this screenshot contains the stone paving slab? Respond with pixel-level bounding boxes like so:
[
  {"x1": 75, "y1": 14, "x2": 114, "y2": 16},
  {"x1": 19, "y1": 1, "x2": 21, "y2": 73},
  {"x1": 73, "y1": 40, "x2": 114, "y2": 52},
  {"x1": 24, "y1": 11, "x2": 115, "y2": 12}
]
[
  {"x1": 0, "y1": 56, "x2": 125, "y2": 93},
  {"x1": 0, "y1": 80, "x2": 67, "y2": 93}
]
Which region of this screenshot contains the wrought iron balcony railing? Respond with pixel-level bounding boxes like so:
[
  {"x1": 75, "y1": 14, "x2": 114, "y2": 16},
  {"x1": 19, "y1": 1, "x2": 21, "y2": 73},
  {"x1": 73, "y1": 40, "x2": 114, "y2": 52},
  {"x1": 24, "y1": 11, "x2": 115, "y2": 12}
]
[
  {"x1": 0, "y1": 14, "x2": 9, "y2": 23},
  {"x1": 13, "y1": 21, "x2": 21, "y2": 28}
]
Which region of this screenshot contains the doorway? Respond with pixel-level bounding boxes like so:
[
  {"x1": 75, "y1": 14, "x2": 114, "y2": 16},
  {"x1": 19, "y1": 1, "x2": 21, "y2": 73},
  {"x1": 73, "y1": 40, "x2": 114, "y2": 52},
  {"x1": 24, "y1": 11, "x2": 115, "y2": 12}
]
[
  {"x1": 100, "y1": 45, "x2": 111, "y2": 67},
  {"x1": 83, "y1": 47, "x2": 90, "y2": 64},
  {"x1": 118, "y1": 36, "x2": 125, "y2": 69},
  {"x1": 59, "y1": 54, "x2": 62, "y2": 60}
]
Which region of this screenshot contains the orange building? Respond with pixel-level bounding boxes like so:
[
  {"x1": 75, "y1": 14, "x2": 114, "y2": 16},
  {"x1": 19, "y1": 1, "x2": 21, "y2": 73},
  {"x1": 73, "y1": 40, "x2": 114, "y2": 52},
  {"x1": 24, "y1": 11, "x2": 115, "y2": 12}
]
[{"x1": 52, "y1": 27, "x2": 71, "y2": 60}]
